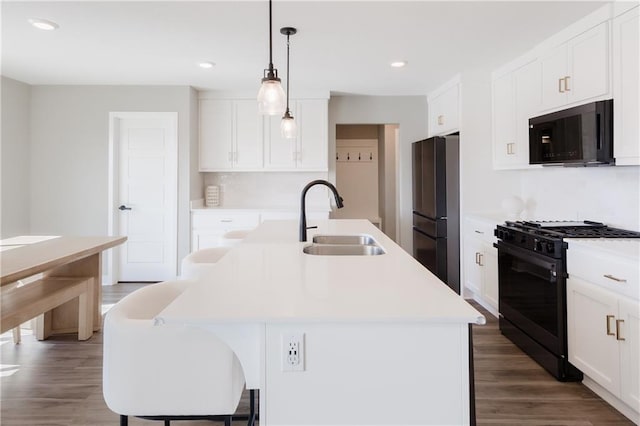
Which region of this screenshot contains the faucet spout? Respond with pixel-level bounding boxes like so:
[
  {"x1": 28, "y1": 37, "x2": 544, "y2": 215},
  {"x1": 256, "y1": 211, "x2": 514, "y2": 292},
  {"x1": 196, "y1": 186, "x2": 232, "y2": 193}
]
[{"x1": 300, "y1": 179, "x2": 344, "y2": 242}]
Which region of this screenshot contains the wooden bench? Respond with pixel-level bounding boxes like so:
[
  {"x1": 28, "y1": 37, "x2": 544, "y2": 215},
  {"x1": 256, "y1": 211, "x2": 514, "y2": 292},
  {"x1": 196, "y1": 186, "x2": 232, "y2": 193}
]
[{"x1": 1, "y1": 277, "x2": 94, "y2": 340}]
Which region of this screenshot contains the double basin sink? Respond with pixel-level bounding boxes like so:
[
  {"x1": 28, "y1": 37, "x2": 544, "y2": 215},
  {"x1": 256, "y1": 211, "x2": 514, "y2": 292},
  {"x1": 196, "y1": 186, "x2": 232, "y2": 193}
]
[{"x1": 303, "y1": 234, "x2": 385, "y2": 256}]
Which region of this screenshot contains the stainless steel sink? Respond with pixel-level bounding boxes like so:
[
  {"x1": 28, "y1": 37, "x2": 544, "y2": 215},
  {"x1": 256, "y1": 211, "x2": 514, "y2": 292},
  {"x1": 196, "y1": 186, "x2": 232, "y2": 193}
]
[
  {"x1": 303, "y1": 243, "x2": 385, "y2": 256},
  {"x1": 312, "y1": 234, "x2": 376, "y2": 245}
]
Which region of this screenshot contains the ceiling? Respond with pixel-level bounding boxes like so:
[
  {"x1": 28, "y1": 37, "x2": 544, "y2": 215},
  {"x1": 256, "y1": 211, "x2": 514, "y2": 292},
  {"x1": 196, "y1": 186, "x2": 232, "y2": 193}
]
[{"x1": 2, "y1": 1, "x2": 609, "y2": 96}]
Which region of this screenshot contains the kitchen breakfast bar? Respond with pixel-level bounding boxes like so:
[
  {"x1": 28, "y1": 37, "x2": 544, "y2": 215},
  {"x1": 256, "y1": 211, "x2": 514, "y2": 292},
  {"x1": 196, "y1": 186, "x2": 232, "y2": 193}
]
[{"x1": 156, "y1": 220, "x2": 485, "y2": 426}]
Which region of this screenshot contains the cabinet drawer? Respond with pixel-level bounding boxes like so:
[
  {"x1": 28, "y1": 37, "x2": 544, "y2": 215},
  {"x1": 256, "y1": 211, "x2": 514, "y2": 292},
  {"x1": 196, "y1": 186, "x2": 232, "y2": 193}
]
[
  {"x1": 464, "y1": 216, "x2": 498, "y2": 243},
  {"x1": 192, "y1": 212, "x2": 260, "y2": 229},
  {"x1": 568, "y1": 246, "x2": 639, "y2": 301}
]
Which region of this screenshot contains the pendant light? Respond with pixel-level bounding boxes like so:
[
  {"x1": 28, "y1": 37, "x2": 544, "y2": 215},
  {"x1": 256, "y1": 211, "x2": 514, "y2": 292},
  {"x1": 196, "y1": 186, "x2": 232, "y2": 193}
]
[
  {"x1": 280, "y1": 27, "x2": 297, "y2": 139},
  {"x1": 257, "y1": 0, "x2": 286, "y2": 115}
]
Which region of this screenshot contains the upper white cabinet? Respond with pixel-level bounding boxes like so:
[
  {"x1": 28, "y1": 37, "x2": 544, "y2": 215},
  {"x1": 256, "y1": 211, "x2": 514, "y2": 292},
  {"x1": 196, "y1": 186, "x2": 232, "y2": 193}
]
[
  {"x1": 613, "y1": 6, "x2": 640, "y2": 165},
  {"x1": 200, "y1": 97, "x2": 328, "y2": 172},
  {"x1": 264, "y1": 99, "x2": 328, "y2": 171},
  {"x1": 492, "y1": 59, "x2": 541, "y2": 169},
  {"x1": 540, "y1": 21, "x2": 610, "y2": 110},
  {"x1": 199, "y1": 100, "x2": 263, "y2": 171},
  {"x1": 427, "y1": 75, "x2": 460, "y2": 137}
]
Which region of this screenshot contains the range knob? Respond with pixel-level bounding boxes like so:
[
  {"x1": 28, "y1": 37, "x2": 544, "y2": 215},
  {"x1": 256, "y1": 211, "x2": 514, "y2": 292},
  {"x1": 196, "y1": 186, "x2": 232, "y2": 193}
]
[{"x1": 534, "y1": 238, "x2": 543, "y2": 251}]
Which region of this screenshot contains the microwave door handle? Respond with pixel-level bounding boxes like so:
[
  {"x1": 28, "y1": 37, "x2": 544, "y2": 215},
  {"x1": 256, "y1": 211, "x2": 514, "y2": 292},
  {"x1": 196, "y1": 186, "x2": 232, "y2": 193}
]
[{"x1": 596, "y1": 113, "x2": 602, "y2": 150}]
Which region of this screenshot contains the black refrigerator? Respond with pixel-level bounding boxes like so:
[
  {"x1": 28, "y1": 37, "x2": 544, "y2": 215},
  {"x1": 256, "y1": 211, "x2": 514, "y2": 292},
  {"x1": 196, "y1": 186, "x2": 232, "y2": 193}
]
[{"x1": 412, "y1": 135, "x2": 460, "y2": 294}]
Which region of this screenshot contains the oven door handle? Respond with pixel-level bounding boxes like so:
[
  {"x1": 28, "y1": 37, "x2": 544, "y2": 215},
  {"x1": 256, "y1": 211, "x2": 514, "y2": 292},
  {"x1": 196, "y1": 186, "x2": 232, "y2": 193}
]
[{"x1": 494, "y1": 241, "x2": 563, "y2": 282}]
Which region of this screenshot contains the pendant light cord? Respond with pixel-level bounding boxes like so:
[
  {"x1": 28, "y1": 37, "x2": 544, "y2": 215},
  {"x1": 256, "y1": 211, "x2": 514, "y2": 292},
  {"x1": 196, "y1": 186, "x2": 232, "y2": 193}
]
[
  {"x1": 268, "y1": 0, "x2": 274, "y2": 71},
  {"x1": 285, "y1": 33, "x2": 290, "y2": 111}
]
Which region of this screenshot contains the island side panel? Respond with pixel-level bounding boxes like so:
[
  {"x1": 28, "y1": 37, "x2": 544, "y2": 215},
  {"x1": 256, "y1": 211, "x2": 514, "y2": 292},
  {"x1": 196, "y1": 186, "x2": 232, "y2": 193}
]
[{"x1": 264, "y1": 322, "x2": 470, "y2": 426}]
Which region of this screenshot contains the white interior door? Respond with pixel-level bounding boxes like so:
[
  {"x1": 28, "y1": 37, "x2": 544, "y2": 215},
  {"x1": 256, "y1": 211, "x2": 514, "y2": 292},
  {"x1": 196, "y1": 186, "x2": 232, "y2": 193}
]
[{"x1": 112, "y1": 112, "x2": 177, "y2": 282}]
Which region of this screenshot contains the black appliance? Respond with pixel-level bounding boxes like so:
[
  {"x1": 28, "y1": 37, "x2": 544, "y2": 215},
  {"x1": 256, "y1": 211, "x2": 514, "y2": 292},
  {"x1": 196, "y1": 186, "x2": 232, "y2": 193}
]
[
  {"x1": 494, "y1": 220, "x2": 640, "y2": 381},
  {"x1": 529, "y1": 99, "x2": 613, "y2": 166},
  {"x1": 412, "y1": 135, "x2": 460, "y2": 293}
]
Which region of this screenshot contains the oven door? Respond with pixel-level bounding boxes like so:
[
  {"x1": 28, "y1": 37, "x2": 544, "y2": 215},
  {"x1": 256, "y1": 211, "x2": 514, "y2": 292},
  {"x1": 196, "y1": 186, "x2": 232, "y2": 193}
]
[{"x1": 495, "y1": 241, "x2": 566, "y2": 356}]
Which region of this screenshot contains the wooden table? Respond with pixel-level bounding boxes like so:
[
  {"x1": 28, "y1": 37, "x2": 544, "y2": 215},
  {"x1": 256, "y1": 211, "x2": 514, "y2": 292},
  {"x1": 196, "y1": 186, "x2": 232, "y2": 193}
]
[{"x1": 0, "y1": 236, "x2": 126, "y2": 340}]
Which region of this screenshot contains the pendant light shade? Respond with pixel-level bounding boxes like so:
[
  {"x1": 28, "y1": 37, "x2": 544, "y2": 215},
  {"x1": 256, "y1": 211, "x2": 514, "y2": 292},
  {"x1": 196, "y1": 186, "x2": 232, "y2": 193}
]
[
  {"x1": 258, "y1": 0, "x2": 286, "y2": 116},
  {"x1": 280, "y1": 27, "x2": 297, "y2": 139}
]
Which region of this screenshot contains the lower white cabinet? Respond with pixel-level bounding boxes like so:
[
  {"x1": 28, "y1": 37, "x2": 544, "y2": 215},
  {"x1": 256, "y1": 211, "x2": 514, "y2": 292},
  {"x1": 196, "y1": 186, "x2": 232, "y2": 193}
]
[
  {"x1": 463, "y1": 216, "x2": 499, "y2": 316},
  {"x1": 566, "y1": 241, "x2": 640, "y2": 421},
  {"x1": 191, "y1": 211, "x2": 260, "y2": 251}
]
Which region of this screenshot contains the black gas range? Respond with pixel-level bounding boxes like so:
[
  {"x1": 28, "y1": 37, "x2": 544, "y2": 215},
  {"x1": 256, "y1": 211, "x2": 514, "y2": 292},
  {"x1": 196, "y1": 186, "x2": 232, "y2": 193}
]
[{"x1": 494, "y1": 220, "x2": 640, "y2": 381}]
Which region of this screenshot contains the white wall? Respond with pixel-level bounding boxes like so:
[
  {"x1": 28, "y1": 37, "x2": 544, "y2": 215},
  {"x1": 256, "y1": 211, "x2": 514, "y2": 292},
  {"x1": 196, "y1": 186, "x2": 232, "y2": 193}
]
[
  {"x1": 28, "y1": 85, "x2": 194, "y2": 275},
  {"x1": 520, "y1": 166, "x2": 640, "y2": 230},
  {"x1": 329, "y1": 96, "x2": 428, "y2": 253},
  {"x1": 1, "y1": 77, "x2": 31, "y2": 238}
]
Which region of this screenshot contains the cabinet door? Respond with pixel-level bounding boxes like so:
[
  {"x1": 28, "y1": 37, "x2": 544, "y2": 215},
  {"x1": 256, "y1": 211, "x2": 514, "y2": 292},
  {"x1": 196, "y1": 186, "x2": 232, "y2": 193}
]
[
  {"x1": 540, "y1": 43, "x2": 568, "y2": 110},
  {"x1": 233, "y1": 100, "x2": 263, "y2": 170},
  {"x1": 264, "y1": 103, "x2": 298, "y2": 170},
  {"x1": 492, "y1": 72, "x2": 516, "y2": 168},
  {"x1": 567, "y1": 277, "x2": 620, "y2": 396},
  {"x1": 514, "y1": 59, "x2": 541, "y2": 165},
  {"x1": 297, "y1": 99, "x2": 328, "y2": 170},
  {"x1": 463, "y1": 237, "x2": 483, "y2": 295},
  {"x1": 567, "y1": 21, "x2": 610, "y2": 104},
  {"x1": 481, "y1": 243, "x2": 499, "y2": 311},
  {"x1": 618, "y1": 296, "x2": 640, "y2": 410},
  {"x1": 613, "y1": 7, "x2": 640, "y2": 165},
  {"x1": 199, "y1": 100, "x2": 233, "y2": 171}
]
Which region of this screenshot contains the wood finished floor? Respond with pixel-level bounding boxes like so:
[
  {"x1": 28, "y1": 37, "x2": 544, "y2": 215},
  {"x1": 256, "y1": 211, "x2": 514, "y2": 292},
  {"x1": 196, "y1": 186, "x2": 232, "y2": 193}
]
[{"x1": 0, "y1": 283, "x2": 634, "y2": 425}]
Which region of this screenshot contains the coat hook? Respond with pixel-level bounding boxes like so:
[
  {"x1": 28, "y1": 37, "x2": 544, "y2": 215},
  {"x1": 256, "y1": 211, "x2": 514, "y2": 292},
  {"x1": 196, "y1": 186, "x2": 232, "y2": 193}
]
[
  {"x1": 358, "y1": 152, "x2": 361, "y2": 161},
  {"x1": 347, "y1": 152, "x2": 350, "y2": 161},
  {"x1": 370, "y1": 152, "x2": 373, "y2": 160},
  {"x1": 336, "y1": 153, "x2": 339, "y2": 160}
]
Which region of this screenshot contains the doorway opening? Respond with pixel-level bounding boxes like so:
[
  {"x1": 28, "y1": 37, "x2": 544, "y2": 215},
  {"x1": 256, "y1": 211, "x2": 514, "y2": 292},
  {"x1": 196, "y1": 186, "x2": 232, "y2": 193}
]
[{"x1": 332, "y1": 124, "x2": 399, "y2": 242}]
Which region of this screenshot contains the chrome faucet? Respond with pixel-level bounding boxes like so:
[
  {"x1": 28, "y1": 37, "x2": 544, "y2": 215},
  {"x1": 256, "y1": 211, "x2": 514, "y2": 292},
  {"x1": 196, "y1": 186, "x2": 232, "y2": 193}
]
[{"x1": 300, "y1": 180, "x2": 344, "y2": 242}]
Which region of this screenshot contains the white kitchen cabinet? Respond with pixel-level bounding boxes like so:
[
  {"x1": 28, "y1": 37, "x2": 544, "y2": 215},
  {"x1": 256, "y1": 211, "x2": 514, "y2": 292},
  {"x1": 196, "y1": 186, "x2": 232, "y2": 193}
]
[
  {"x1": 191, "y1": 210, "x2": 260, "y2": 251},
  {"x1": 199, "y1": 100, "x2": 263, "y2": 171},
  {"x1": 540, "y1": 21, "x2": 609, "y2": 111},
  {"x1": 613, "y1": 6, "x2": 640, "y2": 166},
  {"x1": 567, "y1": 240, "x2": 640, "y2": 422},
  {"x1": 264, "y1": 99, "x2": 328, "y2": 171},
  {"x1": 427, "y1": 75, "x2": 460, "y2": 137},
  {"x1": 492, "y1": 59, "x2": 541, "y2": 169},
  {"x1": 463, "y1": 216, "x2": 499, "y2": 316}
]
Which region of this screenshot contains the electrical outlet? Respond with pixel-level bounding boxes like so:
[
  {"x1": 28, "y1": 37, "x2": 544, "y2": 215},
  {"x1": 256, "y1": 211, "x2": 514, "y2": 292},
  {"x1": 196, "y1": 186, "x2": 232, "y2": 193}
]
[{"x1": 282, "y1": 333, "x2": 305, "y2": 372}]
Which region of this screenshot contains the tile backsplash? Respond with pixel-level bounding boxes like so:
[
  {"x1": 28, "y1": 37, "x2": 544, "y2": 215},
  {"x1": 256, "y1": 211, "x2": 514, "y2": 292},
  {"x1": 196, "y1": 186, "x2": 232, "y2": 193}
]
[
  {"x1": 202, "y1": 171, "x2": 332, "y2": 210},
  {"x1": 519, "y1": 166, "x2": 640, "y2": 230}
]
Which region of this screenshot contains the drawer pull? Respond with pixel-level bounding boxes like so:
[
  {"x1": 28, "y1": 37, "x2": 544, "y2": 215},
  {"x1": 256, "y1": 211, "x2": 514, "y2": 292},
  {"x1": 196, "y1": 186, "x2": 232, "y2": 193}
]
[
  {"x1": 616, "y1": 319, "x2": 625, "y2": 341},
  {"x1": 606, "y1": 315, "x2": 615, "y2": 336},
  {"x1": 220, "y1": 219, "x2": 233, "y2": 223},
  {"x1": 474, "y1": 230, "x2": 484, "y2": 234},
  {"x1": 603, "y1": 274, "x2": 627, "y2": 283}
]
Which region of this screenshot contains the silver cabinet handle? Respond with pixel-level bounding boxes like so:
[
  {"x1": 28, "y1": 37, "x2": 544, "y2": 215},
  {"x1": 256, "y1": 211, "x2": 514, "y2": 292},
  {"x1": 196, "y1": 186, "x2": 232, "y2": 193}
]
[
  {"x1": 220, "y1": 219, "x2": 233, "y2": 223},
  {"x1": 606, "y1": 315, "x2": 615, "y2": 336},
  {"x1": 616, "y1": 319, "x2": 625, "y2": 341},
  {"x1": 474, "y1": 230, "x2": 484, "y2": 234},
  {"x1": 475, "y1": 252, "x2": 480, "y2": 265},
  {"x1": 437, "y1": 115, "x2": 444, "y2": 126},
  {"x1": 478, "y1": 253, "x2": 484, "y2": 266},
  {"x1": 604, "y1": 274, "x2": 627, "y2": 283},
  {"x1": 558, "y1": 78, "x2": 564, "y2": 93},
  {"x1": 564, "y1": 76, "x2": 571, "y2": 91}
]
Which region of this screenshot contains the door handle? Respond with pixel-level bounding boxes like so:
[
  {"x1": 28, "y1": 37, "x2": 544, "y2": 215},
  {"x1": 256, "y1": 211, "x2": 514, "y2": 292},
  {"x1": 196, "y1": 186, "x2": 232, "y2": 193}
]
[
  {"x1": 606, "y1": 315, "x2": 615, "y2": 336},
  {"x1": 616, "y1": 319, "x2": 625, "y2": 341},
  {"x1": 118, "y1": 205, "x2": 132, "y2": 211}
]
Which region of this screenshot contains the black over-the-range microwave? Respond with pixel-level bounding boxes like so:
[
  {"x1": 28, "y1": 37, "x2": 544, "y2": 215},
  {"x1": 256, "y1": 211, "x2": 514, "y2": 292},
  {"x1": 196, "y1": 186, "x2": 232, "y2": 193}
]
[{"x1": 529, "y1": 99, "x2": 614, "y2": 166}]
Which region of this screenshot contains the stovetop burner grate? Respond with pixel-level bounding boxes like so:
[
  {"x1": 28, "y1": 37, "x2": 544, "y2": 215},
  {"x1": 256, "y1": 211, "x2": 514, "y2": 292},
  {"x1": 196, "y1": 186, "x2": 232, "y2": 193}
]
[{"x1": 504, "y1": 220, "x2": 640, "y2": 239}]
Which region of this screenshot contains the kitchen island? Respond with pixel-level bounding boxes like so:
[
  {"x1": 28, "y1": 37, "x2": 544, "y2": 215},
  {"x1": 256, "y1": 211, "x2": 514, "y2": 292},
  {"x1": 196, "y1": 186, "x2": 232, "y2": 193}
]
[{"x1": 157, "y1": 219, "x2": 485, "y2": 425}]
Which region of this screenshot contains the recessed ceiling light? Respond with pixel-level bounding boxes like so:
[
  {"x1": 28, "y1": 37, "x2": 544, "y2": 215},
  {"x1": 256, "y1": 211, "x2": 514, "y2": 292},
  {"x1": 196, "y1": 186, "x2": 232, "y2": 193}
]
[
  {"x1": 28, "y1": 18, "x2": 59, "y2": 31},
  {"x1": 391, "y1": 61, "x2": 407, "y2": 68},
  {"x1": 198, "y1": 62, "x2": 215, "y2": 69}
]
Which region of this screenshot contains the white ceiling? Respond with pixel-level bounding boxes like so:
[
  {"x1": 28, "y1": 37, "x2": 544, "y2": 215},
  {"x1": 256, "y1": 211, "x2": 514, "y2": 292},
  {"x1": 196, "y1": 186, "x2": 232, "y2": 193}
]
[{"x1": 2, "y1": 1, "x2": 608, "y2": 96}]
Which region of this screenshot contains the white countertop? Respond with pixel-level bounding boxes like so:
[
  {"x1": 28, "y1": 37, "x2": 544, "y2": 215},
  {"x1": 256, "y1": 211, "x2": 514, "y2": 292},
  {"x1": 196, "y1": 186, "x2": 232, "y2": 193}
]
[{"x1": 158, "y1": 219, "x2": 485, "y2": 325}]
